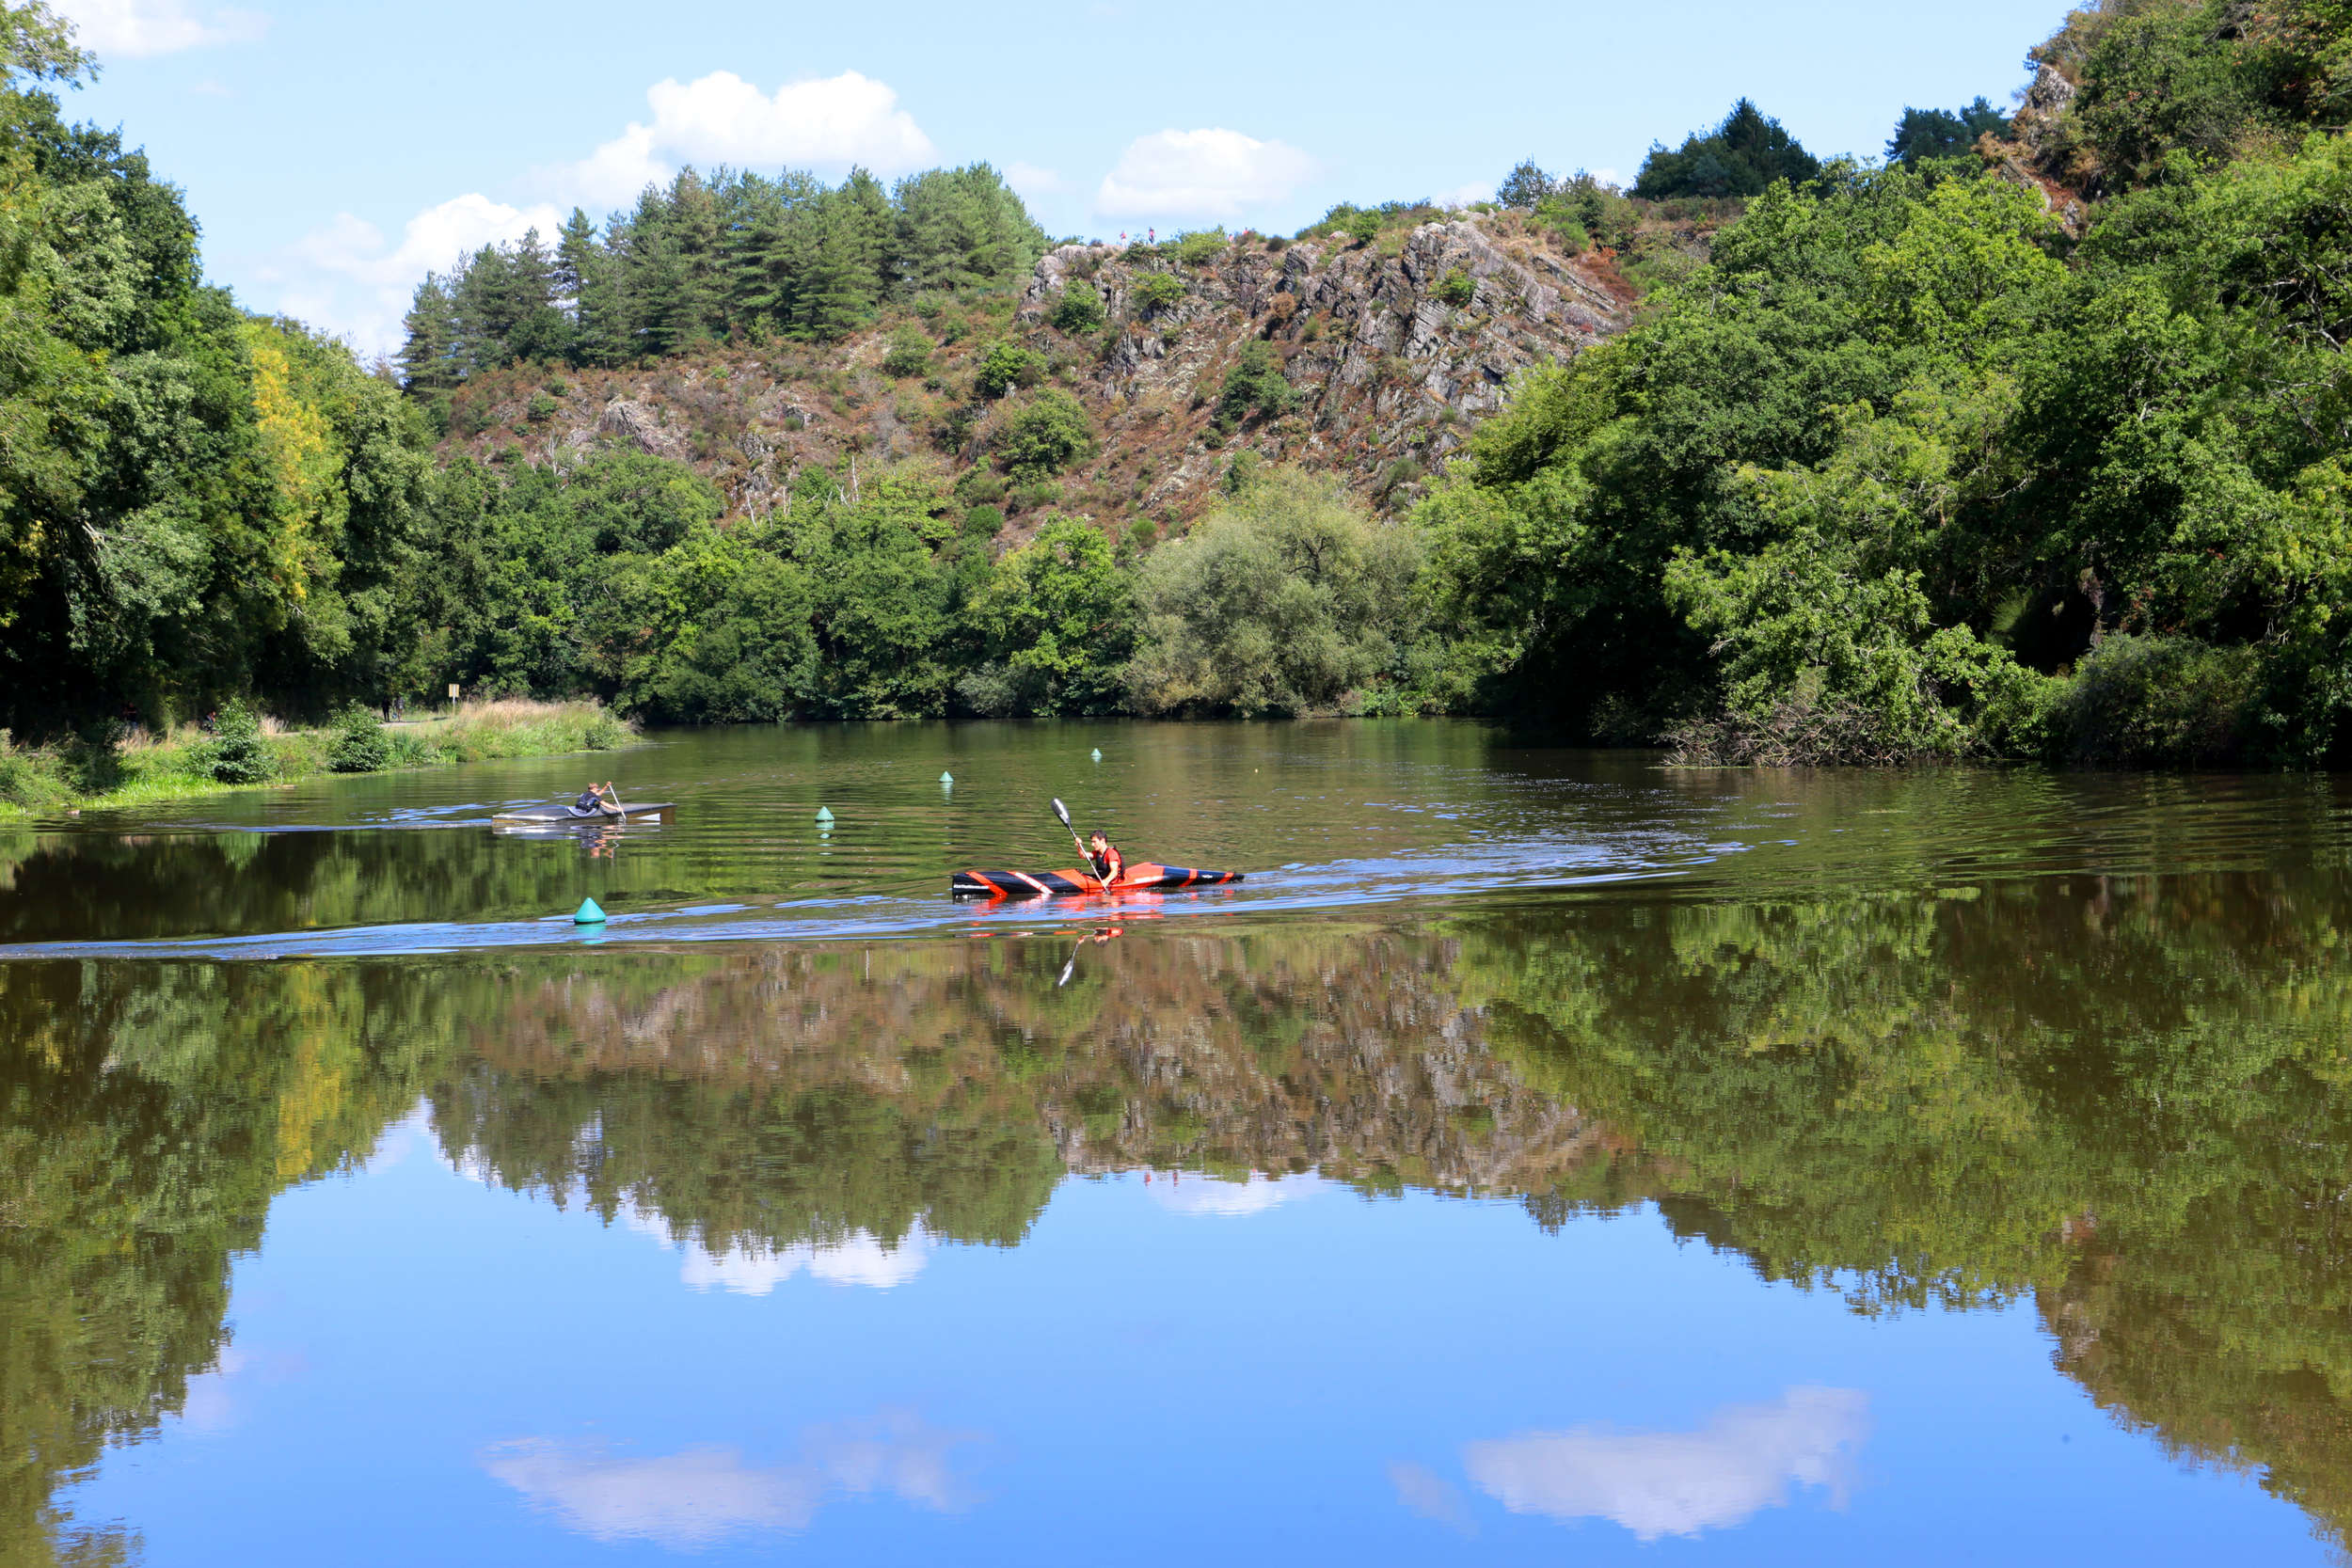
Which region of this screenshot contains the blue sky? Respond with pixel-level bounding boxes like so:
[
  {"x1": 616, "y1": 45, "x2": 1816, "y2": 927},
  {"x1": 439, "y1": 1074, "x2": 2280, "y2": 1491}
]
[{"x1": 57, "y1": 0, "x2": 2077, "y2": 355}]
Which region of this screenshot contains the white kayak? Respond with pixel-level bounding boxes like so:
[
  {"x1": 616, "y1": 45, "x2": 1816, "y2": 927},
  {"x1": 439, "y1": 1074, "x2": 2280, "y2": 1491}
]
[{"x1": 491, "y1": 800, "x2": 675, "y2": 828}]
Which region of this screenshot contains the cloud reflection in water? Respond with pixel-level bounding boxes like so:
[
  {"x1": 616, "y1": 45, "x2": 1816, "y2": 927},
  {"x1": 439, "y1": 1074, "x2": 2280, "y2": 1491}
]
[
  {"x1": 1462, "y1": 1386, "x2": 1870, "y2": 1541},
  {"x1": 624, "y1": 1209, "x2": 934, "y2": 1293},
  {"x1": 483, "y1": 1409, "x2": 982, "y2": 1547}
]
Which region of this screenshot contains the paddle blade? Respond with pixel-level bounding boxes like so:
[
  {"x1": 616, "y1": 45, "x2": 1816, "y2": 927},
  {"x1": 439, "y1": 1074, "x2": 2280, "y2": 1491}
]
[{"x1": 1052, "y1": 798, "x2": 1073, "y2": 832}]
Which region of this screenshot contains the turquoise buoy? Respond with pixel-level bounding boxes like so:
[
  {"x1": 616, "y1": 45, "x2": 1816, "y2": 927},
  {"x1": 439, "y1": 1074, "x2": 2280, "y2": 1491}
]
[
  {"x1": 1091, "y1": 748, "x2": 1103, "y2": 762},
  {"x1": 816, "y1": 805, "x2": 834, "y2": 823},
  {"x1": 940, "y1": 771, "x2": 954, "y2": 785},
  {"x1": 574, "y1": 896, "x2": 606, "y2": 926}
]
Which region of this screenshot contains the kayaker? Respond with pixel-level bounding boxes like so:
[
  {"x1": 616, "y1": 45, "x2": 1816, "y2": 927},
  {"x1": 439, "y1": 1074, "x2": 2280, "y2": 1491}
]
[
  {"x1": 1087, "y1": 831, "x2": 1124, "y2": 885},
  {"x1": 573, "y1": 782, "x2": 617, "y2": 816}
]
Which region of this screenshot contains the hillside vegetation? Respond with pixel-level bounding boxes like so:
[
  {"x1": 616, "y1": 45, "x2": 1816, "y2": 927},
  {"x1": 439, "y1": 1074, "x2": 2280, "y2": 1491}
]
[{"x1": 11, "y1": 0, "x2": 2352, "y2": 768}]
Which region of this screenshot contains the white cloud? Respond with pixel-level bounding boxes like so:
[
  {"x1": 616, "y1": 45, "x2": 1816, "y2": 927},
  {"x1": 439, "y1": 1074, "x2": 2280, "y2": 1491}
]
[
  {"x1": 1462, "y1": 1386, "x2": 1870, "y2": 1542},
  {"x1": 260, "y1": 66, "x2": 933, "y2": 355},
  {"x1": 1434, "y1": 180, "x2": 1491, "y2": 211},
  {"x1": 278, "y1": 193, "x2": 563, "y2": 356},
  {"x1": 1143, "y1": 1170, "x2": 1321, "y2": 1216},
  {"x1": 1095, "y1": 128, "x2": 1314, "y2": 221},
  {"x1": 560, "y1": 70, "x2": 934, "y2": 208},
  {"x1": 54, "y1": 0, "x2": 264, "y2": 57},
  {"x1": 484, "y1": 1411, "x2": 979, "y2": 1549},
  {"x1": 1389, "y1": 1461, "x2": 1474, "y2": 1533}
]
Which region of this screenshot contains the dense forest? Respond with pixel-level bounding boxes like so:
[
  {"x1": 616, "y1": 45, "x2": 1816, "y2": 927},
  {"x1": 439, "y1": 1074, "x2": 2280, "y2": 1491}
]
[
  {"x1": 398, "y1": 163, "x2": 1046, "y2": 388},
  {"x1": 12, "y1": 0, "x2": 2352, "y2": 768}
]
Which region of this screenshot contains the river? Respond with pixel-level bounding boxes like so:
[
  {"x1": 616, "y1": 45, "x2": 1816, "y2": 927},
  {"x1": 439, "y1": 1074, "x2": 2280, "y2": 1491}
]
[{"x1": 6, "y1": 721, "x2": 2350, "y2": 1563}]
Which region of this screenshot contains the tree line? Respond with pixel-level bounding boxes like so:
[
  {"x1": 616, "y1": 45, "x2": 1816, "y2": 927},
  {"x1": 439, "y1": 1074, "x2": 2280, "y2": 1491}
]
[
  {"x1": 1422, "y1": 0, "x2": 2352, "y2": 765},
  {"x1": 398, "y1": 162, "x2": 1046, "y2": 390},
  {"x1": 19, "y1": 0, "x2": 2352, "y2": 770}
]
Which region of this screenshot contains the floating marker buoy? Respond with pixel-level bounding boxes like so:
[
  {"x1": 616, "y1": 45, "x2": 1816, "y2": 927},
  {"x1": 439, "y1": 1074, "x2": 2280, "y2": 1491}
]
[
  {"x1": 574, "y1": 897, "x2": 606, "y2": 925},
  {"x1": 940, "y1": 771, "x2": 954, "y2": 785},
  {"x1": 1091, "y1": 749, "x2": 1103, "y2": 762},
  {"x1": 816, "y1": 806, "x2": 834, "y2": 823}
]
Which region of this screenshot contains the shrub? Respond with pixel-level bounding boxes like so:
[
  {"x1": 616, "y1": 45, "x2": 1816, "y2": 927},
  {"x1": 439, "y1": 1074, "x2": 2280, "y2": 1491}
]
[
  {"x1": 955, "y1": 467, "x2": 1009, "y2": 506},
  {"x1": 326, "y1": 705, "x2": 392, "y2": 772},
  {"x1": 1344, "y1": 210, "x2": 1381, "y2": 245},
  {"x1": 1009, "y1": 480, "x2": 1064, "y2": 513},
  {"x1": 1132, "y1": 273, "x2": 1187, "y2": 316},
  {"x1": 964, "y1": 503, "x2": 1006, "y2": 537},
  {"x1": 203, "y1": 701, "x2": 277, "y2": 784},
  {"x1": 1052, "y1": 281, "x2": 1106, "y2": 336},
  {"x1": 527, "y1": 391, "x2": 559, "y2": 422},
  {"x1": 974, "y1": 339, "x2": 1046, "y2": 398},
  {"x1": 0, "y1": 732, "x2": 69, "y2": 812},
  {"x1": 1173, "y1": 229, "x2": 1226, "y2": 266},
  {"x1": 993, "y1": 389, "x2": 1098, "y2": 482},
  {"x1": 2045, "y1": 635, "x2": 2258, "y2": 767},
  {"x1": 1128, "y1": 467, "x2": 1425, "y2": 716},
  {"x1": 1432, "y1": 268, "x2": 1476, "y2": 308},
  {"x1": 1213, "y1": 342, "x2": 1293, "y2": 432},
  {"x1": 882, "y1": 324, "x2": 934, "y2": 378}
]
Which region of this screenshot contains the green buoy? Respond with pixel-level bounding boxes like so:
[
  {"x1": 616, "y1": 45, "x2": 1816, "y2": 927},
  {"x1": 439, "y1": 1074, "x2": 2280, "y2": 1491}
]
[
  {"x1": 940, "y1": 771, "x2": 954, "y2": 785},
  {"x1": 816, "y1": 805, "x2": 834, "y2": 823},
  {"x1": 574, "y1": 896, "x2": 606, "y2": 926}
]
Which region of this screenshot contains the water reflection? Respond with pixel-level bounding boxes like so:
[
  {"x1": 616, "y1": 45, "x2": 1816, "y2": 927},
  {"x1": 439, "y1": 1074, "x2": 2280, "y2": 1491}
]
[
  {"x1": 1461, "y1": 1387, "x2": 1871, "y2": 1541},
  {"x1": 8, "y1": 864, "x2": 2352, "y2": 1557},
  {"x1": 482, "y1": 1409, "x2": 985, "y2": 1547},
  {"x1": 624, "y1": 1210, "x2": 936, "y2": 1293}
]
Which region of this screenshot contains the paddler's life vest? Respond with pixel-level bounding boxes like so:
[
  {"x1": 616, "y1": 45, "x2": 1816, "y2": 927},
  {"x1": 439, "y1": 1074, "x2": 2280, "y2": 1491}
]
[{"x1": 1089, "y1": 842, "x2": 1124, "y2": 882}]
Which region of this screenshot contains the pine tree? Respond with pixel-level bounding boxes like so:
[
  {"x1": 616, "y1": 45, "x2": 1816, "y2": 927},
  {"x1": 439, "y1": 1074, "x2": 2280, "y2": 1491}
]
[
  {"x1": 892, "y1": 164, "x2": 1046, "y2": 294},
  {"x1": 399, "y1": 273, "x2": 457, "y2": 390},
  {"x1": 792, "y1": 172, "x2": 889, "y2": 341},
  {"x1": 556, "y1": 207, "x2": 625, "y2": 368}
]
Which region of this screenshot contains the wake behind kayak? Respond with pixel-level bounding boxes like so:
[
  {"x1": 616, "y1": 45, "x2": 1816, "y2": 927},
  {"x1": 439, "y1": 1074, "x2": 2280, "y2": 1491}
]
[{"x1": 952, "y1": 863, "x2": 1244, "y2": 899}]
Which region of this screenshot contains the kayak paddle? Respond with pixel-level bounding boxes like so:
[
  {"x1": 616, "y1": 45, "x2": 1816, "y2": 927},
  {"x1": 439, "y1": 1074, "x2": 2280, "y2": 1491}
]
[{"x1": 1052, "y1": 797, "x2": 1103, "y2": 888}]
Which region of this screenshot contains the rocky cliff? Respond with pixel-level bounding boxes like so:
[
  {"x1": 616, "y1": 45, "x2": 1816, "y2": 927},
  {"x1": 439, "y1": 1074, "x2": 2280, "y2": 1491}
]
[{"x1": 434, "y1": 212, "x2": 1635, "y2": 535}]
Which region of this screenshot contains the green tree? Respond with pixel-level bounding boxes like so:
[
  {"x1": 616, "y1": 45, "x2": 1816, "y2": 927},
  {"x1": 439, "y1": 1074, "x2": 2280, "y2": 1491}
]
[
  {"x1": 1888, "y1": 97, "x2": 2012, "y2": 166},
  {"x1": 609, "y1": 526, "x2": 817, "y2": 721},
  {"x1": 1632, "y1": 98, "x2": 1821, "y2": 198},
  {"x1": 960, "y1": 517, "x2": 1134, "y2": 715},
  {"x1": 1050, "y1": 280, "x2": 1104, "y2": 335},
  {"x1": 993, "y1": 388, "x2": 1096, "y2": 481},
  {"x1": 1129, "y1": 467, "x2": 1423, "y2": 715},
  {"x1": 1212, "y1": 341, "x2": 1292, "y2": 431},
  {"x1": 973, "y1": 339, "x2": 1044, "y2": 398}
]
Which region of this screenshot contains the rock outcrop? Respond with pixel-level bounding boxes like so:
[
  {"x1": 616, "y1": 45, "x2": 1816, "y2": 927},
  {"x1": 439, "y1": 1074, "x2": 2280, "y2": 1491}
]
[{"x1": 433, "y1": 211, "x2": 1637, "y2": 533}]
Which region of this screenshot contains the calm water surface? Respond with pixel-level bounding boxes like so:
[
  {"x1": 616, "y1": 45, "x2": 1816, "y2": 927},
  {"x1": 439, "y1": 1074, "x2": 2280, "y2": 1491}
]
[{"x1": 6, "y1": 721, "x2": 2351, "y2": 1562}]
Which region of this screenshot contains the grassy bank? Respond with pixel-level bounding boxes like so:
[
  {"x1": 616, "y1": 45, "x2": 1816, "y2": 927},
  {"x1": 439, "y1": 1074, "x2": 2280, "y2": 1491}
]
[{"x1": 0, "y1": 700, "x2": 639, "y2": 819}]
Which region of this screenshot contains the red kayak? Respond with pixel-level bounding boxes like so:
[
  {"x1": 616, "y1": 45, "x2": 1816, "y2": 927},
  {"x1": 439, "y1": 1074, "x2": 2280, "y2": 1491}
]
[{"x1": 951, "y1": 863, "x2": 1244, "y2": 899}]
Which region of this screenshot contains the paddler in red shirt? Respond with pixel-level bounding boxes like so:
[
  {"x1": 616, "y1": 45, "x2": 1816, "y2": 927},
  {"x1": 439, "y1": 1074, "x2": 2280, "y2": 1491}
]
[{"x1": 1087, "y1": 831, "x2": 1124, "y2": 887}]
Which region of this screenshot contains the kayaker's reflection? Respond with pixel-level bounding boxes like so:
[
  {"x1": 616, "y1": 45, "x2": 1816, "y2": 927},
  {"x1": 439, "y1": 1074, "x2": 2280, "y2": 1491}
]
[
  {"x1": 1057, "y1": 926, "x2": 1124, "y2": 988},
  {"x1": 584, "y1": 823, "x2": 622, "y2": 860}
]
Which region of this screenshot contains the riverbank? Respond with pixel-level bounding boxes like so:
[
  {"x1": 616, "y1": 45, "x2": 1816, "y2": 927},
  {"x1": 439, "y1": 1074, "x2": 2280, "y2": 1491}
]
[{"x1": 0, "y1": 700, "x2": 639, "y2": 819}]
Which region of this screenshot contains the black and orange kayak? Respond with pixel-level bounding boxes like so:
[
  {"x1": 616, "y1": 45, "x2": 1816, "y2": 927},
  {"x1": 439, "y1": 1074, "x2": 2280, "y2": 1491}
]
[{"x1": 951, "y1": 863, "x2": 1244, "y2": 899}]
